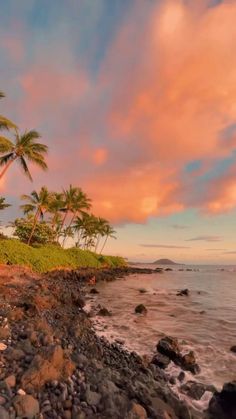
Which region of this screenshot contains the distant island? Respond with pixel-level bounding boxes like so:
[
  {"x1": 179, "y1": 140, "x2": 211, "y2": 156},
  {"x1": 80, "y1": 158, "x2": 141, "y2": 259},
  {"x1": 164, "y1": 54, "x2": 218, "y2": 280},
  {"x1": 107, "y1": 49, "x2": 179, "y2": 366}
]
[{"x1": 153, "y1": 258, "x2": 181, "y2": 265}]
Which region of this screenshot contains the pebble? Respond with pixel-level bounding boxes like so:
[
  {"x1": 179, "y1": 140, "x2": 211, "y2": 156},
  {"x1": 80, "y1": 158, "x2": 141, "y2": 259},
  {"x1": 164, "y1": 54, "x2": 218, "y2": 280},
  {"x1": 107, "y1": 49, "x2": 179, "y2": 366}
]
[{"x1": 0, "y1": 343, "x2": 7, "y2": 351}]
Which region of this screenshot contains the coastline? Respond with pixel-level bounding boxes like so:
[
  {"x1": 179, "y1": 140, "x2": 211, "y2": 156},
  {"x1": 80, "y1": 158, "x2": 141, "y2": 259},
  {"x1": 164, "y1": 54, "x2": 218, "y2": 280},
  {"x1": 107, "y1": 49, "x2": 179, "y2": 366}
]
[{"x1": 0, "y1": 265, "x2": 232, "y2": 418}]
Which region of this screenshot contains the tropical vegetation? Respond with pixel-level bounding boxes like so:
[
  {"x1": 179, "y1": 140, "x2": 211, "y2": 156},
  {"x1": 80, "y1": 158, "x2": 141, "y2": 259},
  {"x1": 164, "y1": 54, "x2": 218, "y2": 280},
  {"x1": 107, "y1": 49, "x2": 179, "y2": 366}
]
[{"x1": 0, "y1": 90, "x2": 120, "y2": 269}]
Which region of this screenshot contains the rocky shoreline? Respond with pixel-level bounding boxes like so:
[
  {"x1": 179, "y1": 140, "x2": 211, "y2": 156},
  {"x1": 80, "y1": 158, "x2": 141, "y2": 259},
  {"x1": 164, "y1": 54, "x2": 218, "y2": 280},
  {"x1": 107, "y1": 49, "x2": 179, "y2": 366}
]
[{"x1": 0, "y1": 265, "x2": 234, "y2": 418}]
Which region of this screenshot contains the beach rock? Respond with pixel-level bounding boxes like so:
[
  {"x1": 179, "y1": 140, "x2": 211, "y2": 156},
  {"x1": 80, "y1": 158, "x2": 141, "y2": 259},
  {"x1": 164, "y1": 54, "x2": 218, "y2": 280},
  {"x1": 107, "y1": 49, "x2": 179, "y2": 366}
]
[
  {"x1": 139, "y1": 288, "x2": 147, "y2": 294},
  {"x1": 208, "y1": 381, "x2": 236, "y2": 419},
  {"x1": 13, "y1": 394, "x2": 39, "y2": 418},
  {"x1": 177, "y1": 289, "x2": 189, "y2": 296},
  {"x1": 5, "y1": 348, "x2": 25, "y2": 361},
  {"x1": 4, "y1": 374, "x2": 16, "y2": 388},
  {"x1": 156, "y1": 336, "x2": 180, "y2": 361},
  {"x1": 0, "y1": 326, "x2": 10, "y2": 340},
  {"x1": 230, "y1": 345, "x2": 236, "y2": 353},
  {"x1": 85, "y1": 388, "x2": 101, "y2": 406},
  {"x1": 90, "y1": 288, "x2": 99, "y2": 294},
  {"x1": 135, "y1": 304, "x2": 147, "y2": 314},
  {"x1": 98, "y1": 307, "x2": 112, "y2": 316},
  {"x1": 179, "y1": 351, "x2": 200, "y2": 374},
  {"x1": 0, "y1": 406, "x2": 9, "y2": 419},
  {"x1": 165, "y1": 268, "x2": 173, "y2": 271},
  {"x1": 125, "y1": 402, "x2": 147, "y2": 419},
  {"x1": 21, "y1": 345, "x2": 75, "y2": 390},
  {"x1": 180, "y1": 381, "x2": 207, "y2": 400},
  {"x1": 151, "y1": 353, "x2": 170, "y2": 369},
  {"x1": 0, "y1": 342, "x2": 7, "y2": 351},
  {"x1": 178, "y1": 371, "x2": 185, "y2": 382}
]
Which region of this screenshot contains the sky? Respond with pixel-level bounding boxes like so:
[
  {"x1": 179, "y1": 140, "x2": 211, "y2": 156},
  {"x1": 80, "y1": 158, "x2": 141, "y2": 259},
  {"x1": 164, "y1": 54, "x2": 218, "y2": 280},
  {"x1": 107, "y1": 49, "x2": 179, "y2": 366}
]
[{"x1": 0, "y1": 0, "x2": 236, "y2": 264}]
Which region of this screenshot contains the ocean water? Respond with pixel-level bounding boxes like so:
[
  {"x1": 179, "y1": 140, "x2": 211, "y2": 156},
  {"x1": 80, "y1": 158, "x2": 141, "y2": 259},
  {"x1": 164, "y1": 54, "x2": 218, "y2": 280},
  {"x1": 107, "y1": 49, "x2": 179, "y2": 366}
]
[{"x1": 88, "y1": 265, "x2": 236, "y2": 411}]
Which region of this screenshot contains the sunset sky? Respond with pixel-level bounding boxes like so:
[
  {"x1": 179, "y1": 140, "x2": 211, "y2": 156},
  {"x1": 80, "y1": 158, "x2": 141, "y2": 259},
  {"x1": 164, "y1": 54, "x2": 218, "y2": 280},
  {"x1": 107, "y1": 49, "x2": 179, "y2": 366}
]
[{"x1": 1, "y1": 0, "x2": 236, "y2": 264}]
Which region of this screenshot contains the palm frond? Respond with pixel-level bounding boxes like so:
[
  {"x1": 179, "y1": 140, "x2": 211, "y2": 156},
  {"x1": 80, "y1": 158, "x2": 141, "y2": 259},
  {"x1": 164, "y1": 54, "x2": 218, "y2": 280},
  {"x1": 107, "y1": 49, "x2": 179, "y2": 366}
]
[
  {"x1": 18, "y1": 156, "x2": 33, "y2": 181},
  {"x1": 0, "y1": 136, "x2": 14, "y2": 153},
  {"x1": 20, "y1": 204, "x2": 35, "y2": 214},
  {"x1": 0, "y1": 153, "x2": 14, "y2": 167},
  {"x1": 0, "y1": 115, "x2": 17, "y2": 131}
]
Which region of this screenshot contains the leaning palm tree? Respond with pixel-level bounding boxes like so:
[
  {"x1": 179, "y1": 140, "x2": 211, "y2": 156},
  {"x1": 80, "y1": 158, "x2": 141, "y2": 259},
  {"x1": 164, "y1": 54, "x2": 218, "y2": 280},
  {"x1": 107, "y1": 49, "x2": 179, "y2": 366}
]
[
  {"x1": 48, "y1": 192, "x2": 65, "y2": 230},
  {"x1": 60, "y1": 185, "x2": 91, "y2": 246},
  {"x1": 99, "y1": 224, "x2": 116, "y2": 254},
  {"x1": 0, "y1": 130, "x2": 48, "y2": 181},
  {"x1": 20, "y1": 186, "x2": 52, "y2": 245}
]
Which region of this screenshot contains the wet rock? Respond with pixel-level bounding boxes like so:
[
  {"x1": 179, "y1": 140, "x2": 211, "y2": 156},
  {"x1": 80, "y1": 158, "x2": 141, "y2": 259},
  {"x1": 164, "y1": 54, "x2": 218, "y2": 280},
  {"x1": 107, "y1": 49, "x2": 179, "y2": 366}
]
[
  {"x1": 208, "y1": 381, "x2": 236, "y2": 419},
  {"x1": 13, "y1": 394, "x2": 39, "y2": 419},
  {"x1": 90, "y1": 288, "x2": 99, "y2": 294},
  {"x1": 177, "y1": 289, "x2": 189, "y2": 296},
  {"x1": 98, "y1": 307, "x2": 112, "y2": 316},
  {"x1": 139, "y1": 288, "x2": 147, "y2": 294},
  {"x1": 230, "y1": 345, "x2": 236, "y2": 353},
  {"x1": 179, "y1": 351, "x2": 200, "y2": 374},
  {"x1": 135, "y1": 304, "x2": 147, "y2": 314},
  {"x1": 0, "y1": 406, "x2": 9, "y2": 419},
  {"x1": 125, "y1": 402, "x2": 147, "y2": 418},
  {"x1": 165, "y1": 268, "x2": 173, "y2": 271},
  {"x1": 180, "y1": 381, "x2": 207, "y2": 400},
  {"x1": 156, "y1": 336, "x2": 180, "y2": 361},
  {"x1": 151, "y1": 353, "x2": 170, "y2": 369}
]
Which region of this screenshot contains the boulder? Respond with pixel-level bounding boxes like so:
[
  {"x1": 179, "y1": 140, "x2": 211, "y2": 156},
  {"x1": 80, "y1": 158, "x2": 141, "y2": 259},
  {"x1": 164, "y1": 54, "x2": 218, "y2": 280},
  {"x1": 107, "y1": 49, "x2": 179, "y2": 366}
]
[
  {"x1": 125, "y1": 402, "x2": 147, "y2": 419},
  {"x1": 21, "y1": 345, "x2": 75, "y2": 390},
  {"x1": 208, "y1": 381, "x2": 236, "y2": 419},
  {"x1": 139, "y1": 288, "x2": 147, "y2": 294},
  {"x1": 90, "y1": 288, "x2": 99, "y2": 294},
  {"x1": 85, "y1": 388, "x2": 101, "y2": 406},
  {"x1": 151, "y1": 353, "x2": 170, "y2": 369},
  {"x1": 13, "y1": 395, "x2": 39, "y2": 419},
  {"x1": 135, "y1": 304, "x2": 147, "y2": 314},
  {"x1": 230, "y1": 345, "x2": 236, "y2": 353},
  {"x1": 179, "y1": 351, "x2": 200, "y2": 374},
  {"x1": 98, "y1": 307, "x2": 112, "y2": 316},
  {"x1": 180, "y1": 381, "x2": 209, "y2": 400},
  {"x1": 177, "y1": 289, "x2": 189, "y2": 296},
  {"x1": 4, "y1": 374, "x2": 16, "y2": 388},
  {"x1": 156, "y1": 336, "x2": 180, "y2": 361}
]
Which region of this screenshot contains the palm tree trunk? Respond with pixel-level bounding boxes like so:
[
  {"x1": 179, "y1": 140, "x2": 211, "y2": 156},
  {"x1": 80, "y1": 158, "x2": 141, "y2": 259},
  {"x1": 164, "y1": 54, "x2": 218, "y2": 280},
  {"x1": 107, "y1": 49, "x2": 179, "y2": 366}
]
[
  {"x1": 27, "y1": 209, "x2": 40, "y2": 245},
  {"x1": 0, "y1": 157, "x2": 16, "y2": 180},
  {"x1": 62, "y1": 213, "x2": 76, "y2": 247},
  {"x1": 95, "y1": 235, "x2": 100, "y2": 253},
  {"x1": 100, "y1": 235, "x2": 108, "y2": 254}
]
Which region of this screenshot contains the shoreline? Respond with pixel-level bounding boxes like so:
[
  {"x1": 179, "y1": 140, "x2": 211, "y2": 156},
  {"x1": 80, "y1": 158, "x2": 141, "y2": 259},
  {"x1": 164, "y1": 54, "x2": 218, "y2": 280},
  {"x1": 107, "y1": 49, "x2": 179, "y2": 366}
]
[{"x1": 0, "y1": 265, "x2": 233, "y2": 418}]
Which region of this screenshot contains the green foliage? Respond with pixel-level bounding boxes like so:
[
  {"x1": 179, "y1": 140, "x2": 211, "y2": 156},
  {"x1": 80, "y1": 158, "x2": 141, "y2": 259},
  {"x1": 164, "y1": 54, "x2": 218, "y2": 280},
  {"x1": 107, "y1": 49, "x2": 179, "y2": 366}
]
[
  {"x1": 13, "y1": 218, "x2": 56, "y2": 245},
  {"x1": 0, "y1": 238, "x2": 126, "y2": 273}
]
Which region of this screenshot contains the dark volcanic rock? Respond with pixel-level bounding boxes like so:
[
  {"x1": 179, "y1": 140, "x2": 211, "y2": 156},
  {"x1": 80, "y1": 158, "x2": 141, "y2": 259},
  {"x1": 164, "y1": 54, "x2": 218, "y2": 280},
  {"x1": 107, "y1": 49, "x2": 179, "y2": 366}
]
[
  {"x1": 151, "y1": 353, "x2": 171, "y2": 369},
  {"x1": 177, "y1": 289, "x2": 189, "y2": 296},
  {"x1": 208, "y1": 381, "x2": 236, "y2": 419},
  {"x1": 135, "y1": 304, "x2": 147, "y2": 314},
  {"x1": 90, "y1": 288, "x2": 99, "y2": 294},
  {"x1": 179, "y1": 351, "x2": 200, "y2": 375},
  {"x1": 230, "y1": 345, "x2": 236, "y2": 353},
  {"x1": 156, "y1": 336, "x2": 180, "y2": 361},
  {"x1": 180, "y1": 381, "x2": 215, "y2": 400},
  {"x1": 98, "y1": 307, "x2": 112, "y2": 316}
]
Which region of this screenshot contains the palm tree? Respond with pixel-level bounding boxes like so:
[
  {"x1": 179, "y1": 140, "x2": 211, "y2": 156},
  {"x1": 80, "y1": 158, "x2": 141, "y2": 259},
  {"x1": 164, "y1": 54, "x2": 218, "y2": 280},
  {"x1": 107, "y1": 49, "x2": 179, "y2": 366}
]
[
  {"x1": 0, "y1": 90, "x2": 17, "y2": 132},
  {"x1": 0, "y1": 130, "x2": 48, "y2": 181},
  {"x1": 20, "y1": 186, "x2": 51, "y2": 245},
  {"x1": 48, "y1": 192, "x2": 65, "y2": 230},
  {"x1": 60, "y1": 185, "x2": 91, "y2": 246},
  {"x1": 100, "y1": 224, "x2": 116, "y2": 254},
  {"x1": 94, "y1": 217, "x2": 108, "y2": 252}
]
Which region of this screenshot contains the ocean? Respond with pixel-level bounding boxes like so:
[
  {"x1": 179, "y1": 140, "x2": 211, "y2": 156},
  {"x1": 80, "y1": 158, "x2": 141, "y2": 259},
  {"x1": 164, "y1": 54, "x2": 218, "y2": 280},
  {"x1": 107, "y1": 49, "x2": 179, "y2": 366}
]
[{"x1": 88, "y1": 265, "x2": 236, "y2": 411}]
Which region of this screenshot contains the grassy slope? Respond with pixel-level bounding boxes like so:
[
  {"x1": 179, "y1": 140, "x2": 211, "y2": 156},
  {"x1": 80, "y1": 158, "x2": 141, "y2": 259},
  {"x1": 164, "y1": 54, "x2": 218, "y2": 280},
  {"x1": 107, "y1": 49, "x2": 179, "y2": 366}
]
[{"x1": 0, "y1": 239, "x2": 126, "y2": 273}]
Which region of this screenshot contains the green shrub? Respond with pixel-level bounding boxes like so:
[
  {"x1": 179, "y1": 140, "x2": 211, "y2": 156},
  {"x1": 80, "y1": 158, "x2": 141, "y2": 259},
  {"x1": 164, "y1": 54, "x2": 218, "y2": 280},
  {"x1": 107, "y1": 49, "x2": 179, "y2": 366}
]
[{"x1": 0, "y1": 239, "x2": 126, "y2": 273}]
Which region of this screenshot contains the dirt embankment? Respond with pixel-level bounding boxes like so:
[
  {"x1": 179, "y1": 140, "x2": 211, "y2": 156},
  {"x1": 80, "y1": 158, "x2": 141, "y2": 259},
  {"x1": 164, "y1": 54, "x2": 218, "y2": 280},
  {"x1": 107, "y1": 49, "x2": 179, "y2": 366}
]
[{"x1": 0, "y1": 265, "x2": 220, "y2": 419}]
